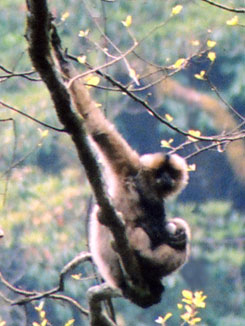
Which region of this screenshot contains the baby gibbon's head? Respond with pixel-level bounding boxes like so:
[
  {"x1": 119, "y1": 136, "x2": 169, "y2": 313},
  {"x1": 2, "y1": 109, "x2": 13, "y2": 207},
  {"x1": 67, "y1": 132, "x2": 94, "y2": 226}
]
[{"x1": 166, "y1": 217, "x2": 191, "y2": 242}]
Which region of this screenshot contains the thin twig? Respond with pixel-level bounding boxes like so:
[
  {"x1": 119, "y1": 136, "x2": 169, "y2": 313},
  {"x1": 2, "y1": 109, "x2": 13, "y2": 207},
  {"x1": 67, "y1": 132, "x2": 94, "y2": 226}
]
[
  {"x1": 206, "y1": 77, "x2": 245, "y2": 122},
  {"x1": 0, "y1": 65, "x2": 40, "y2": 81},
  {"x1": 1, "y1": 141, "x2": 44, "y2": 178},
  {"x1": 67, "y1": 42, "x2": 138, "y2": 89},
  {"x1": 49, "y1": 294, "x2": 89, "y2": 316},
  {"x1": 11, "y1": 252, "x2": 92, "y2": 306},
  {"x1": 0, "y1": 100, "x2": 66, "y2": 132},
  {"x1": 1, "y1": 118, "x2": 17, "y2": 207},
  {"x1": 201, "y1": 0, "x2": 245, "y2": 13}
]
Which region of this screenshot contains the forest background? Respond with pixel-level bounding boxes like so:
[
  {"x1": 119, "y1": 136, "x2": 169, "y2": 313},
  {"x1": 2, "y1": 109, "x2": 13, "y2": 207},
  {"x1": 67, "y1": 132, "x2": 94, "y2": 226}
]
[{"x1": 0, "y1": 0, "x2": 244, "y2": 325}]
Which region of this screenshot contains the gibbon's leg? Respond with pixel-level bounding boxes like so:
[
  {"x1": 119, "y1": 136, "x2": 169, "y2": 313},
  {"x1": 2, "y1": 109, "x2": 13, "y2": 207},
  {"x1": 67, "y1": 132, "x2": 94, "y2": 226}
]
[
  {"x1": 87, "y1": 284, "x2": 121, "y2": 326},
  {"x1": 68, "y1": 75, "x2": 141, "y2": 176},
  {"x1": 89, "y1": 206, "x2": 126, "y2": 289}
]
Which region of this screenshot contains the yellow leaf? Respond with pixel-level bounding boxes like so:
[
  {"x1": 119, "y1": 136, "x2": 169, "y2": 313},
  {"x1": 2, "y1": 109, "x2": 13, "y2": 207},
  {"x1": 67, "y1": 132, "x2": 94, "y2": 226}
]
[
  {"x1": 185, "y1": 304, "x2": 193, "y2": 313},
  {"x1": 173, "y1": 58, "x2": 186, "y2": 69},
  {"x1": 129, "y1": 68, "x2": 139, "y2": 85},
  {"x1": 207, "y1": 51, "x2": 216, "y2": 62},
  {"x1": 193, "y1": 291, "x2": 207, "y2": 308},
  {"x1": 191, "y1": 40, "x2": 200, "y2": 46},
  {"x1": 122, "y1": 15, "x2": 132, "y2": 27},
  {"x1": 38, "y1": 129, "x2": 49, "y2": 138},
  {"x1": 165, "y1": 113, "x2": 173, "y2": 122},
  {"x1": 180, "y1": 312, "x2": 191, "y2": 322},
  {"x1": 84, "y1": 75, "x2": 100, "y2": 88},
  {"x1": 161, "y1": 139, "x2": 173, "y2": 149},
  {"x1": 78, "y1": 29, "x2": 89, "y2": 37},
  {"x1": 35, "y1": 301, "x2": 45, "y2": 312},
  {"x1": 191, "y1": 317, "x2": 202, "y2": 324},
  {"x1": 177, "y1": 303, "x2": 183, "y2": 309},
  {"x1": 182, "y1": 290, "x2": 193, "y2": 300},
  {"x1": 77, "y1": 55, "x2": 86, "y2": 64},
  {"x1": 61, "y1": 12, "x2": 70, "y2": 22},
  {"x1": 162, "y1": 313, "x2": 173, "y2": 322},
  {"x1": 194, "y1": 70, "x2": 206, "y2": 80},
  {"x1": 187, "y1": 164, "x2": 196, "y2": 172},
  {"x1": 188, "y1": 130, "x2": 201, "y2": 142},
  {"x1": 71, "y1": 273, "x2": 82, "y2": 280},
  {"x1": 64, "y1": 319, "x2": 75, "y2": 326},
  {"x1": 42, "y1": 130, "x2": 49, "y2": 138},
  {"x1": 0, "y1": 322, "x2": 6, "y2": 326},
  {"x1": 171, "y1": 5, "x2": 183, "y2": 16},
  {"x1": 41, "y1": 320, "x2": 47, "y2": 326},
  {"x1": 32, "y1": 323, "x2": 40, "y2": 326},
  {"x1": 155, "y1": 313, "x2": 173, "y2": 324},
  {"x1": 129, "y1": 68, "x2": 136, "y2": 79},
  {"x1": 182, "y1": 299, "x2": 192, "y2": 305},
  {"x1": 226, "y1": 16, "x2": 238, "y2": 26},
  {"x1": 207, "y1": 40, "x2": 216, "y2": 48},
  {"x1": 39, "y1": 311, "x2": 46, "y2": 319}
]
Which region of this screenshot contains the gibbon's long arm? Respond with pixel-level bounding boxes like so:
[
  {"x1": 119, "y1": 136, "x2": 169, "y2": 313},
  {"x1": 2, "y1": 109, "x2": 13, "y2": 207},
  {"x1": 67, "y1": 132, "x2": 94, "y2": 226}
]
[{"x1": 68, "y1": 75, "x2": 141, "y2": 176}]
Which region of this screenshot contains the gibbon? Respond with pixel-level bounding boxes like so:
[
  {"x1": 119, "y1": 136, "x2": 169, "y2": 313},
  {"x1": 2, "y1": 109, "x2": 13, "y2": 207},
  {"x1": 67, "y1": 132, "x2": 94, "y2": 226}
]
[{"x1": 67, "y1": 73, "x2": 191, "y2": 307}]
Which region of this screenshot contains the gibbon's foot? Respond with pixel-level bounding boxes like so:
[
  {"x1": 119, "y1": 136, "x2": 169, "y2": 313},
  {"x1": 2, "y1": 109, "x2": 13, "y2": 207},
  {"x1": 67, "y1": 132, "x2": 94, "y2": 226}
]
[{"x1": 87, "y1": 283, "x2": 121, "y2": 326}]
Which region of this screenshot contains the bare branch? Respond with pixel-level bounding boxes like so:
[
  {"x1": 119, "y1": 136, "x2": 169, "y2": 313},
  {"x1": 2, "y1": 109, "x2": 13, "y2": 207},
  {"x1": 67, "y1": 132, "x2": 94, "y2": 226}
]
[
  {"x1": 0, "y1": 100, "x2": 66, "y2": 132},
  {"x1": 201, "y1": 0, "x2": 245, "y2": 13},
  {"x1": 0, "y1": 271, "x2": 34, "y2": 297},
  {"x1": 0, "y1": 252, "x2": 91, "y2": 315},
  {"x1": 49, "y1": 294, "x2": 89, "y2": 316},
  {"x1": 87, "y1": 284, "x2": 121, "y2": 326},
  {"x1": 206, "y1": 77, "x2": 245, "y2": 123},
  {"x1": 0, "y1": 64, "x2": 40, "y2": 82},
  {"x1": 0, "y1": 117, "x2": 17, "y2": 206}
]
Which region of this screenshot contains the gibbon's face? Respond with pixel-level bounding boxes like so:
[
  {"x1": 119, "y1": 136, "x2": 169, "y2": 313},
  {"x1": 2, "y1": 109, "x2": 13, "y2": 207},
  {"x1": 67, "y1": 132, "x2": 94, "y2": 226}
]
[{"x1": 140, "y1": 153, "x2": 188, "y2": 197}]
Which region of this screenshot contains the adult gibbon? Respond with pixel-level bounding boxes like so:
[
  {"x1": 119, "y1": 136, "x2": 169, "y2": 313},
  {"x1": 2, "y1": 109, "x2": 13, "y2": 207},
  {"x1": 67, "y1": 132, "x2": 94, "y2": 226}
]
[{"x1": 67, "y1": 70, "x2": 191, "y2": 307}]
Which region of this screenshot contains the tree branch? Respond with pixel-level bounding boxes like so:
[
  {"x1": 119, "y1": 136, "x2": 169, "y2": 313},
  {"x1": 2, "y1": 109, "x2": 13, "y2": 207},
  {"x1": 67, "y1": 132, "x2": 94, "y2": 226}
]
[
  {"x1": 0, "y1": 64, "x2": 40, "y2": 82},
  {"x1": 0, "y1": 252, "x2": 91, "y2": 314},
  {"x1": 201, "y1": 0, "x2": 245, "y2": 13},
  {"x1": 87, "y1": 284, "x2": 121, "y2": 326},
  {"x1": 0, "y1": 100, "x2": 65, "y2": 132}
]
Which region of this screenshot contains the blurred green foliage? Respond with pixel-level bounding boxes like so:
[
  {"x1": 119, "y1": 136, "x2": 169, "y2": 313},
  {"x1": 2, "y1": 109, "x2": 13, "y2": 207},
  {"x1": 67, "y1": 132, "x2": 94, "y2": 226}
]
[{"x1": 0, "y1": 0, "x2": 244, "y2": 325}]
